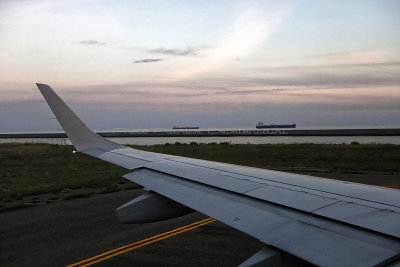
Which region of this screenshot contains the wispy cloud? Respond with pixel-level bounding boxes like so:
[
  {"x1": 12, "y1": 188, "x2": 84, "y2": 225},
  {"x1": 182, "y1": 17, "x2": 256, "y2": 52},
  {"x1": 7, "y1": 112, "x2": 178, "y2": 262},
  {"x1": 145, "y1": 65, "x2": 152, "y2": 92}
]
[
  {"x1": 232, "y1": 61, "x2": 400, "y2": 88},
  {"x1": 58, "y1": 60, "x2": 399, "y2": 102},
  {"x1": 147, "y1": 47, "x2": 198, "y2": 56},
  {"x1": 320, "y1": 50, "x2": 387, "y2": 64},
  {"x1": 228, "y1": 72, "x2": 400, "y2": 88},
  {"x1": 78, "y1": 40, "x2": 106, "y2": 45},
  {"x1": 253, "y1": 61, "x2": 400, "y2": 70},
  {"x1": 134, "y1": 58, "x2": 163, "y2": 64},
  {"x1": 57, "y1": 60, "x2": 400, "y2": 102},
  {"x1": 165, "y1": 2, "x2": 290, "y2": 81},
  {"x1": 120, "y1": 45, "x2": 199, "y2": 56}
]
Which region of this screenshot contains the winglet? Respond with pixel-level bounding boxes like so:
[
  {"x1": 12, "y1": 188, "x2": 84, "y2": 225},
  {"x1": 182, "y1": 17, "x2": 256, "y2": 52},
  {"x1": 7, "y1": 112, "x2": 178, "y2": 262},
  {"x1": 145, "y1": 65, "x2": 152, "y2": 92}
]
[{"x1": 36, "y1": 83, "x2": 124, "y2": 151}]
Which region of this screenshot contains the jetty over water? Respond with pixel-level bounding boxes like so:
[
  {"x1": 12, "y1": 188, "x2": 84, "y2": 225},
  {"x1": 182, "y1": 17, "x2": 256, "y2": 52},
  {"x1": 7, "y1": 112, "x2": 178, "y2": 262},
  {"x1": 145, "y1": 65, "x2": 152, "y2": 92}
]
[{"x1": 1, "y1": 128, "x2": 399, "y2": 138}]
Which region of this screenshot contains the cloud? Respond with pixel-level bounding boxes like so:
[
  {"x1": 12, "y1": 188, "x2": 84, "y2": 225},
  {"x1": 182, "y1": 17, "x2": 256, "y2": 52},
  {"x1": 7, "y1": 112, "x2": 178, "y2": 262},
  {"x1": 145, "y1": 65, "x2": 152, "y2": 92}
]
[
  {"x1": 230, "y1": 61, "x2": 400, "y2": 88},
  {"x1": 320, "y1": 50, "x2": 387, "y2": 64},
  {"x1": 147, "y1": 47, "x2": 198, "y2": 56},
  {"x1": 234, "y1": 72, "x2": 400, "y2": 88},
  {"x1": 164, "y1": 2, "x2": 290, "y2": 81},
  {"x1": 134, "y1": 58, "x2": 163, "y2": 64},
  {"x1": 254, "y1": 61, "x2": 400, "y2": 71},
  {"x1": 120, "y1": 45, "x2": 199, "y2": 56},
  {"x1": 78, "y1": 40, "x2": 106, "y2": 45},
  {"x1": 56, "y1": 60, "x2": 399, "y2": 102}
]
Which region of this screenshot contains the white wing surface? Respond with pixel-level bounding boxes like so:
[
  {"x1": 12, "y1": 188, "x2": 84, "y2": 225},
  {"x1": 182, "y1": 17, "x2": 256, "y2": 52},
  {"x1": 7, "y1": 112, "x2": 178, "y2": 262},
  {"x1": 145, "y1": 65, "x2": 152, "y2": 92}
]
[{"x1": 36, "y1": 83, "x2": 400, "y2": 266}]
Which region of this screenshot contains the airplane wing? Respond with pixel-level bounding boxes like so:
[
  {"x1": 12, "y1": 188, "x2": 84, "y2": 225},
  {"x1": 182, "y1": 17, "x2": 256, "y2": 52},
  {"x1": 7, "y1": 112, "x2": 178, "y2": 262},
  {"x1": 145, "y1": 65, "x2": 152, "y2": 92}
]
[{"x1": 36, "y1": 83, "x2": 400, "y2": 266}]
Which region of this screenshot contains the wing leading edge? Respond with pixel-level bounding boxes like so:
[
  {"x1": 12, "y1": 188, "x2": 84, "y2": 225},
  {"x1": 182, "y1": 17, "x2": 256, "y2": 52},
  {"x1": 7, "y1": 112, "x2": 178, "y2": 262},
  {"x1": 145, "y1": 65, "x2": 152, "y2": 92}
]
[{"x1": 36, "y1": 83, "x2": 400, "y2": 266}]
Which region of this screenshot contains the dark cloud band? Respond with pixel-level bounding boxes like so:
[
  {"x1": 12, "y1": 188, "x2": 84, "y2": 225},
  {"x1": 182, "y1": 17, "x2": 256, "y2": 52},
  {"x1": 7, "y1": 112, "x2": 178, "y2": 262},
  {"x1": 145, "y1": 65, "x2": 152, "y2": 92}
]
[
  {"x1": 78, "y1": 40, "x2": 106, "y2": 45},
  {"x1": 134, "y1": 58, "x2": 163, "y2": 63},
  {"x1": 147, "y1": 47, "x2": 197, "y2": 56}
]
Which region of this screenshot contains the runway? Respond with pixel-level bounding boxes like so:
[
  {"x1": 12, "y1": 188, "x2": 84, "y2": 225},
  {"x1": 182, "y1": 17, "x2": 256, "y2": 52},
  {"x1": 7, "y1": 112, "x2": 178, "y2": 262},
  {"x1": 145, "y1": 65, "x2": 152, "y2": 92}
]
[
  {"x1": 0, "y1": 189, "x2": 264, "y2": 267},
  {"x1": 68, "y1": 218, "x2": 217, "y2": 267}
]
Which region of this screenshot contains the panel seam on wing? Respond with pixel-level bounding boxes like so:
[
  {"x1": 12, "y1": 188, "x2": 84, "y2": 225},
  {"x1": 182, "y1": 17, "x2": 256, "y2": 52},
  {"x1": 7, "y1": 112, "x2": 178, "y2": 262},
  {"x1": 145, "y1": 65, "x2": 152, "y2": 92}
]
[
  {"x1": 310, "y1": 200, "x2": 342, "y2": 213},
  {"x1": 97, "y1": 148, "x2": 153, "y2": 162},
  {"x1": 164, "y1": 158, "x2": 400, "y2": 209}
]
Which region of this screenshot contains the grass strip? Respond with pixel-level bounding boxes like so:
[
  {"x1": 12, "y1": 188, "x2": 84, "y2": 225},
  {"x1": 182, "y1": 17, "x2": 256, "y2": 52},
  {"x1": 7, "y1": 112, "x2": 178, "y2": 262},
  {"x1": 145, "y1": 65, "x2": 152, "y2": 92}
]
[{"x1": 1, "y1": 143, "x2": 399, "y2": 202}]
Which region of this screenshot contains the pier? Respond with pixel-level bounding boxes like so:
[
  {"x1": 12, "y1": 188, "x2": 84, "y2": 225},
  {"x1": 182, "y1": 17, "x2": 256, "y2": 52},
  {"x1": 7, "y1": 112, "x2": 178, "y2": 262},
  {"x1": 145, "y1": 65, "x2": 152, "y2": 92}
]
[{"x1": 1, "y1": 128, "x2": 399, "y2": 139}]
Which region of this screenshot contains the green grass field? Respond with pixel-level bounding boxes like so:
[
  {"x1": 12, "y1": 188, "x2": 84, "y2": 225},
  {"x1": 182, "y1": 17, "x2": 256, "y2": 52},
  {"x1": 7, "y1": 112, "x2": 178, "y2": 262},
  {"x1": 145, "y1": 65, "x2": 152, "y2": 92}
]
[
  {"x1": 1, "y1": 143, "x2": 399, "y2": 202},
  {"x1": 136, "y1": 142, "x2": 400, "y2": 173},
  {"x1": 0, "y1": 144, "x2": 127, "y2": 202}
]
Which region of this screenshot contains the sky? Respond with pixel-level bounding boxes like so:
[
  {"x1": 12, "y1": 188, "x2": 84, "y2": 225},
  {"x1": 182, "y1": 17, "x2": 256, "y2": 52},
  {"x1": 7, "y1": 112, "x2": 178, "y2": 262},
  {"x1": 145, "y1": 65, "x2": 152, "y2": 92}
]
[{"x1": 0, "y1": 0, "x2": 399, "y2": 131}]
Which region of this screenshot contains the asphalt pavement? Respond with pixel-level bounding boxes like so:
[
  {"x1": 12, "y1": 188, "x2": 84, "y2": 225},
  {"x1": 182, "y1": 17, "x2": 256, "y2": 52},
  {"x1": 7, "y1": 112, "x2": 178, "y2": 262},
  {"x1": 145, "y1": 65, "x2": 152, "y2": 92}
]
[{"x1": 0, "y1": 189, "x2": 265, "y2": 267}]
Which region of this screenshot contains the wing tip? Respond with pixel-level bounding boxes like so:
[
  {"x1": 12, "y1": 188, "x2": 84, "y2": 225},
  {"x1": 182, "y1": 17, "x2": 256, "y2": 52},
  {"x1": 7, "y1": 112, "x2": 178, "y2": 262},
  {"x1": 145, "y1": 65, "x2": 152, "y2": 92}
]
[
  {"x1": 36, "y1": 83, "x2": 50, "y2": 88},
  {"x1": 36, "y1": 83, "x2": 51, "y2": 93}
]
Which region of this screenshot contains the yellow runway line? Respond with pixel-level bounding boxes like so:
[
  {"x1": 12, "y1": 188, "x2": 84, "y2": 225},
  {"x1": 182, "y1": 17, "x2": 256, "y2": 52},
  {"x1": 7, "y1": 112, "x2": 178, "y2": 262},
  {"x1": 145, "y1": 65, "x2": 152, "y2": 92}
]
[{"x1": 67, "y1": 217, "x2": 216, "y2": 267}]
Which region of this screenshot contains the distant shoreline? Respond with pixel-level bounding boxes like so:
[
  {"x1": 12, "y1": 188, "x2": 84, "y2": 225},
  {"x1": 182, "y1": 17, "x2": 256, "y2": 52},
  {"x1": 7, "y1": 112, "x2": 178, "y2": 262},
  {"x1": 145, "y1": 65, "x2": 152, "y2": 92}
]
[{"x1": 1, "y1": 128, "x2": 400, "y2": 138}]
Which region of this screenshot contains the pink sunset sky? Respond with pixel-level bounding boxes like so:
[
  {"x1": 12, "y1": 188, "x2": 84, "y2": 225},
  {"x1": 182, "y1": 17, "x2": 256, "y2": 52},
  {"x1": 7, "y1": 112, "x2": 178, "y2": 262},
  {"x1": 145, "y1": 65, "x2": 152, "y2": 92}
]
[{"x1": 0, "y1": 0, "x2": 399, "y2": 131}]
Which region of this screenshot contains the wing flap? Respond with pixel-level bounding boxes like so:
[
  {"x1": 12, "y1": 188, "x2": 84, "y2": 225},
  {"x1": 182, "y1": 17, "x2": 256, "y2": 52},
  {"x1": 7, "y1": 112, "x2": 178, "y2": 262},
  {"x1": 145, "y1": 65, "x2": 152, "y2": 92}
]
[
  {"x1": 315, "y1": 201, "x2": 400, "y2": 236},
  {"x1": 169, "y1": 157, "x2": 400, "y2": 211},
  {"x1": 124, "y1": 168, "x2": 400, "y2": 267},
  {"x1": 245, "y1": 185, "x2": 339, "y2": 212},
  {"x1": 142, "y1": 158, "x2": 400, "y2": 238},
  {"x1": 144, "y1": 160, "x2": 265, "y2": 193}
]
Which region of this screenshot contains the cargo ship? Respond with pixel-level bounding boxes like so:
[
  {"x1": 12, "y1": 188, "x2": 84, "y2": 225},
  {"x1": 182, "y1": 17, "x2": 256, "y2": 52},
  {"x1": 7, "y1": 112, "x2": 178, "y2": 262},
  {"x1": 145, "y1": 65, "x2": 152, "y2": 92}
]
[
  {"x1": 172, "y1": 125, "x2": 200, "y2": 129},
  {"x1": 256, "y1": 122, "x2": 296, "y2": 129}
]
